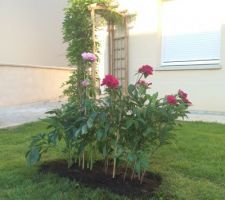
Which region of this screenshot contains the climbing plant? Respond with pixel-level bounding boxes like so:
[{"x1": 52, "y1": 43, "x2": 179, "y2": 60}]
[{"x1": 62, "y1": 0, "x2": 125, "y2": 102}]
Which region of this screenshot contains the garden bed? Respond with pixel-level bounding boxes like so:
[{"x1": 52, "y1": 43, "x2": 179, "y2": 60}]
[{"x1": 40, "y1": 160, "x2": 162, "y2": 198}]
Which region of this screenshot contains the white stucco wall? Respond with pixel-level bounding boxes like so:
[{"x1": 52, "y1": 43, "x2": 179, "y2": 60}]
[
  {"x1": 0, "y1": 0, "x2": 71, "y2": 107},
  {"x1": 0, "y1": 0, "x2": 68, "y2": 67},
  {"x1": 116, "y1": 0, "x2": 225, "y2": 112},
  {"x1": 1, "y1": 0, "x2": 225, "y2": 112}
]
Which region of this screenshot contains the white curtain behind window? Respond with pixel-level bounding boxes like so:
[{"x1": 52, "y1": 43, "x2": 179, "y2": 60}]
[{"x1": 161, "y1": 0, "x2": 222, "y2": 66}]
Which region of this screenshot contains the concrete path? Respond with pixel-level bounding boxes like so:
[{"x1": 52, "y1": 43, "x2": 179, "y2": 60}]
[
  {"x1": 0, "y1": 100, "x2": 64, "y2": 129},
  {"x1": 186, "y1": 110, "x2": 225, "y2": 124},
  {"x1": 0, "y1": 102, "x2": 225, "y2": 129}
]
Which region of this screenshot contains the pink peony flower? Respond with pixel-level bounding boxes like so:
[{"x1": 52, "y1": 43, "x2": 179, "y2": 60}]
[
  {"x1": 182, "y1": 97, "x2": 192, "y2": 106},
  {"x1": 178, "y1": 89, "x2": 192, "y2": 106},
  {"x1": 138, "y1": 65, "x2": 153, "y2": 77},
  {"x1": 101, "y1": 74, "x2": 119, "y2": 89},
  {"x1": 166, "y1": 95, "x2": 177, "y2": 105},
  {"x1": 137, "y1": 80, "x2": 152, "y2": 88},
  {"x1": 178, "y1": 89, "x2": 188, "y2": 99},
  {"x1": 81, "y1": 79, "x2": 90, "y2": 87},
  {"x1": 81, "y1": 52, "x2": 97, "y2": 62}
]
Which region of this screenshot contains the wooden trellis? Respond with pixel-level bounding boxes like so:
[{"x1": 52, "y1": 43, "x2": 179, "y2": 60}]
[
  {"x1": 108, "y1": 18, "x2": 129, "y2": 93},
  {"x1": 88, "y1": 3, "x2": 129, "y2": 91}
]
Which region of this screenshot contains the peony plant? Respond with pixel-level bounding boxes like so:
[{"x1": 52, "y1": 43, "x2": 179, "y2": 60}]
[{"x1": 26, "y1": 52, "x2": 191, "y2": 183}]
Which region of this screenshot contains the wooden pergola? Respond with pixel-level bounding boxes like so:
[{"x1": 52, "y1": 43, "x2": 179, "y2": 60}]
[{"x1": 88, "y1": 3, "x2": 129, "y2": 92}]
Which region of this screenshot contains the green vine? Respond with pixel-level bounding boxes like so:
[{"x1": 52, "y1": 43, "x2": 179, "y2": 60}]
[{"x1": 63, "y1": 0, "x2": 125, "y2": 102}]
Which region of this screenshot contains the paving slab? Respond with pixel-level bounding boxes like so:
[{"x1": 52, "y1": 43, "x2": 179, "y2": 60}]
[
  {"x1": 0, "y1": 102, "x2": 225, "y2": 129},
  {"x1": 186, "y1": 110, "x2": 225, "y2": 124},
  {"x1": 0, "y1": 100, "x2": 64, "y2": 129}
]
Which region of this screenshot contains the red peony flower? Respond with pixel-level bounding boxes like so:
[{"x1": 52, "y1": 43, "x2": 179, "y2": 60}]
[
  {"x1": 166, "y1": 95, "x2": 177, "y2": 105},
  {"x1": 138, "y1": 65, "x2": 153, "y2": 77},
  {"x1": 101, "y1": 74, "x2": 119, "y2": 89},
  {"x1": 178, "y1": 89, "x2": 192, "y2": 106}
]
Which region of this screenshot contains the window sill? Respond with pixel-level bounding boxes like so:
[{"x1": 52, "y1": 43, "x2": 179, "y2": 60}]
[{"x1": 155, "y1": 64, "x2": 222, "y2": 71}]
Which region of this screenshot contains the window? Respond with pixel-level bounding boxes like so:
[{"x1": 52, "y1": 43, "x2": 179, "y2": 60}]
[{"x1": 161, "y1": 0, "x2": 221, "y2": 67}]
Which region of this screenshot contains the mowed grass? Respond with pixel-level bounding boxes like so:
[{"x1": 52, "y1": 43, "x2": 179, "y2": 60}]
[{"x1": 0, "y1": 121, "x2": 225, "y2": 200}]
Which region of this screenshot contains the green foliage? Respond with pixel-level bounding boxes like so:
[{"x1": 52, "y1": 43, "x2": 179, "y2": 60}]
[{"x1": 26, "y1": 56, "x2": 190, "y2": 183}]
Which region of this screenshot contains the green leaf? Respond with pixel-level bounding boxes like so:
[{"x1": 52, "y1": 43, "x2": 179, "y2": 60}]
[
  {"x1": 125, "y1": 119, "x2": 134, "y2": 129},
  {"x1": 151, "y1": 92, "x2": 159, "y2": 105},
  {"x1": 138, "y1": 85, "x2": 146, "y2": 95},
  {"x1": 103, "y1": 145, "x2": 107, "y2": 156},
  {"x1": 135, "y1": 161, "x2": 141, "y2": 175},
  {"x1": 81, "y1": 125, "x2": 88, "y2": 135},
  {"x1": 87, "y1": 112, "x2": 97, "y2": 129},
  {"x1": 48, "y1": 131, "x2": 58, "y2": 145},
  {"x1": 128, "y1": 153, "x2": 136, "y2": 162},
  {"x1": 87, "y1": 118, "x2": 93, "y2": 129},
  {"x1": 143, "y1": 127, "x2": 154, "y2": 136},
  {"x1": 75, "y1": 128, "x2": 81, "y2": 137},
  {"x1": 96, "y1": 130, "x2": 104, "y2": 140},
  {"x1": 128, "y1": 84, "x2": 135, "y2": 96},
  {"x1": 26, "y1": 147, "x2": 40, "y2": 166}
]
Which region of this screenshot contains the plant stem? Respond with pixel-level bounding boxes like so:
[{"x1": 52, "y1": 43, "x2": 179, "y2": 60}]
[
  {"x1": 113, "y1": 131, "x2": 119, "y2": 179},
  {"x1": 78, "y1": 157, "x2": 81, "y2": 167},
  {"x1": 131, "y1": 161, "x2": 136, "y2": 181},
  {"x1": 104, "y1": 157, "x2": 108, "y2": 174},
  {"x1": 131, "y1": 168, "x2": 135, "y2": 180},
  {"x1": 140, "y1": 170, "x2": 146, "y2": 184},
  {"x1": 123, "y1": 162, "x2": 128, "y2": 182},
  {"x1": 136, "y1": 73, "x2": 144, "y2": 84},
  {"x1": 82, "y1": 152, "x2": 85, "y2": 170},
  {"x1": 90, "y1": 152, "x2": 93, "y2": 170}
]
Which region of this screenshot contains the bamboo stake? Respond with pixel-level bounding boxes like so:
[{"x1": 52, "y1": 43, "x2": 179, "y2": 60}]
[
  {"x1": 123, "y1": 162, "x2": 128, "y2": 182},
  {"x1": 112, "y1": 158, "x2": 116, "y2": 178},
  {"x1": 91, "y1": 8, "x2": 97, "y2": 87},
  {"x1": 124, "y1": 16, "x2": 129, "y2": 94}
]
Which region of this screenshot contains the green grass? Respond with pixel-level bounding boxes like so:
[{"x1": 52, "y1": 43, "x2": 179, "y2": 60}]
[{"x1": 0, "y1": 121, "x2": 225, "y2": 200}]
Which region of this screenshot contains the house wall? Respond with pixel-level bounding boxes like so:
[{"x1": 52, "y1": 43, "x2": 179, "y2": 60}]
[
  {"x1": 0, "y1": 0, "x2": 68, "y2": 67},
  {"x1": 0, "y1": 0, "x2": 71, "y2": 107},
  {"x1": 0, "y1": 65, "x2": 72, "y2": 107},
  {"x1": 1, "y1": 0, "x2": 225, "y2": 112},
  {"x1": 115, "y1": 0, "x2": 225, "y2": 113}
]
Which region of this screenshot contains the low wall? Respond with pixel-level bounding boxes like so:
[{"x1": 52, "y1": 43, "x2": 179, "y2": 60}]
[{"x1": 0, "y1": 64, "x2": 73, "y2": 107}]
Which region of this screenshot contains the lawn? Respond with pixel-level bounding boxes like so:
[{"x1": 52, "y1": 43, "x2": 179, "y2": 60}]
[{"x1": 0, "y1": 121, "x2": 225, "y2": 200}]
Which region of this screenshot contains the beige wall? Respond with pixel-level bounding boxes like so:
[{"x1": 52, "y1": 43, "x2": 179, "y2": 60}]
[
  {"x1": 1, "y1": 0, "x2": 225, "y2": 112},
  {"x1": 116, "y1": 0, "x2": 225, "y2": 112},
  {"x1": 0, "y1": 0, "x2": 72, "y2": 107},
  {"x1": 0, "y1": 65, "x2": 72, "y2": 107},
  {"x1": 0, "y1": 0, "x2": 68, "y2": 67}
]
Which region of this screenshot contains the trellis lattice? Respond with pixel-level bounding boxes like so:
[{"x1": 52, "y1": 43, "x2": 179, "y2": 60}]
[{"x1": 108, "y1": 18, "x2": 129, "y2": 93}]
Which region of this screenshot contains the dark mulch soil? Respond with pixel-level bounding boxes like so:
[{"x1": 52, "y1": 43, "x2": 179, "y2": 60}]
[{"x1": 40, "y1": 160, "x2": 162, "y2": 199}]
